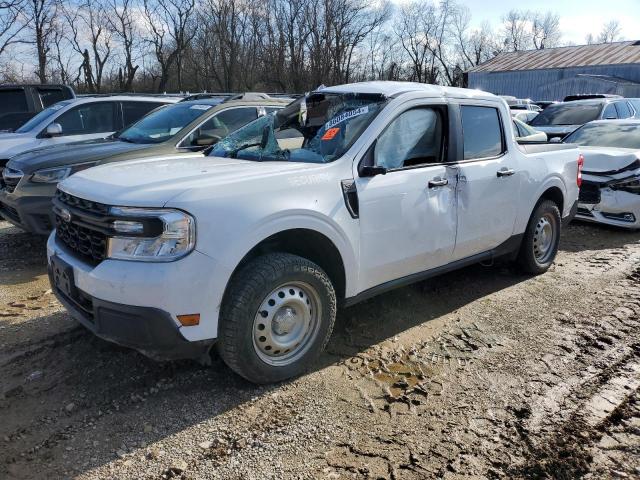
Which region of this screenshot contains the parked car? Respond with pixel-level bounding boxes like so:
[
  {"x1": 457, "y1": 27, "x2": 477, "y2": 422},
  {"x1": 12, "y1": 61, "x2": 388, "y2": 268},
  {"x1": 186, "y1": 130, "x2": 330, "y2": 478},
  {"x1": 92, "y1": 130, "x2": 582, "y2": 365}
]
[
  {"x1": 513, "y1": 118, "x2": 547, "y2": 142},
  {"x1": 47, "y1": 81, "x2": 581, "y2": 383},
  {"x1": 0, "y1": 95, "x2": 181, "y2": 171},
  {"x1": 0, "y1": 95, "x2": 290, "y2": 234},
  {"x1": 512, "y1": 110, "x2": 539, "y2": 124},
  {"x1": 562, "y1": 119, "x2": 640, "y2": 229},
  {"x1": 0, "y1": 84, "x2": 75, "y2": 133},
  {"x1": 530, "y1": 98, "x2": 639, "y2": 139}
]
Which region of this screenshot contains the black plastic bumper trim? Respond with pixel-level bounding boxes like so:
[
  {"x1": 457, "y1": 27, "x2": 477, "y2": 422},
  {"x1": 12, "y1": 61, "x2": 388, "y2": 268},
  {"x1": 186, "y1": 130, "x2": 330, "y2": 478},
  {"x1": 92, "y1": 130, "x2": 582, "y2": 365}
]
[{"x1": 48, "y1": 265, "x2": 213, "y2": 361}]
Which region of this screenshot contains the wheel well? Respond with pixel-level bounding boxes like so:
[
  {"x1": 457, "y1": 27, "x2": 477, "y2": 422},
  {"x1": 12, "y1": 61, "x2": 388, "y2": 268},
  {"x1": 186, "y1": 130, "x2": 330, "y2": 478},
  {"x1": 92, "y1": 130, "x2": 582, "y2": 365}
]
[
  {"x1": 230, "y1": 229, "x2": 346, "y2": 301},
  {"x1": 538, "y1": 186, "x2": 564, "y2": 214}
]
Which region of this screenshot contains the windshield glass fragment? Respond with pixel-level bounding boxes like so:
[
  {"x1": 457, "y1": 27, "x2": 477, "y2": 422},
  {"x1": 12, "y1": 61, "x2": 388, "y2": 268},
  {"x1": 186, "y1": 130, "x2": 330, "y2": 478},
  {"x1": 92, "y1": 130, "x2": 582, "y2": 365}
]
[{"x1": 210, "y1": 92, "x2": 387, "y2": 163}]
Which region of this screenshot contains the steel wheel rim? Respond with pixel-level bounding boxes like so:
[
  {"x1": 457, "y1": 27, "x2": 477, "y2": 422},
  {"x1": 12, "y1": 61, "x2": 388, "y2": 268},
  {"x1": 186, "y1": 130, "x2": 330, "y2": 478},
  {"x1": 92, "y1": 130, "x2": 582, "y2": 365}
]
[
  {"x1": 533, "y1": 213, "x2": 556, "y2": 263},
  {"x1": 252, "y1": 281, "x2": 322, "y2": 366}
]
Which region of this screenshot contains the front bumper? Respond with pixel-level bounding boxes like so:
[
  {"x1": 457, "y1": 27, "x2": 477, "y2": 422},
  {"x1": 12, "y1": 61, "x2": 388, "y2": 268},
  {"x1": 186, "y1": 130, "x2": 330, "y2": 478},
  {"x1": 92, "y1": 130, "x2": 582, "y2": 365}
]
[
  {"x1": 47, "y1": 232, "x2": 228, "y2": 360},
  {"x1": 576, "y1": 189, "x2": 640, "y2": 230},
  {"x1": 0, "y1": 189, "x2": 56, "y2": 234}
]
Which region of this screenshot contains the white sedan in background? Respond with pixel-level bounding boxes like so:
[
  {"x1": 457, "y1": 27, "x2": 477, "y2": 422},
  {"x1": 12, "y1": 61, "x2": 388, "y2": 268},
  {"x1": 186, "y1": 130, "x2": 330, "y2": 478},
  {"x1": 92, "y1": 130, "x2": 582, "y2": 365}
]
[
  {"x1": 563, "y1": 119, "x2": 640, "y2": 229},
  {"x1": 513, "y1": 118, "x2": 547, "y2": 142}
]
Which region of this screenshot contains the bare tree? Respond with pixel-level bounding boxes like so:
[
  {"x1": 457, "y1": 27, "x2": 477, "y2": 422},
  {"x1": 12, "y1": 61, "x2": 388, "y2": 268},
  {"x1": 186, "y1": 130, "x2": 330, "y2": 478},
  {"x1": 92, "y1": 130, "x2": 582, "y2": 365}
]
[
  {"x1": 394, "y1": 0, "x2": 439, "y2": 83},
  {"x1": 531, "y1": 11, "x2": 561, "y2": 49},
  {"x1": 598, "y1": 20, "x2": 622, "y2": 43},
  {"x1": 25, "y1": 0, "x2": 58, "y2": 83},
  {"x1": 108, "y1": 0, "x2": 140, "y2": 91},
  {"x1": 502, "y1": 9, "x2": 532, "y2": 52},
  {"x1": 452, "y1": 7, "x2": 498, "y2": 70},
  {"x1": 63, "y1": 0, "x2": 113, "y2": 93},
  {"x1": 0, "y1": 0, "x2": 28, "y2": 60},
  {"x1": 142, "y1": 0, "x2": 196, "y2": 92}
]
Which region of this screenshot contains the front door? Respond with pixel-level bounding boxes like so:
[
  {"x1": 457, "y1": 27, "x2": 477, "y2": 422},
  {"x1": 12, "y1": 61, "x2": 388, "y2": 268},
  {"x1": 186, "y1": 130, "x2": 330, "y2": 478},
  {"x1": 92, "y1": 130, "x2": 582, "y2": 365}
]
[{"x1": 355, "y1": 105, "x2": 458, "y2": 292}]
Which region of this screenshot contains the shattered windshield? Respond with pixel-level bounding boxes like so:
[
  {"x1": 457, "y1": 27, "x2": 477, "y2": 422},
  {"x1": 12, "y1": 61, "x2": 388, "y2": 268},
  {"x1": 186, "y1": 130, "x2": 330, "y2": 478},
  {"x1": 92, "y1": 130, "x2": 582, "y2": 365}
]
[{"x1": 210, "y1": 92, "x2": 387, "y2": 163}]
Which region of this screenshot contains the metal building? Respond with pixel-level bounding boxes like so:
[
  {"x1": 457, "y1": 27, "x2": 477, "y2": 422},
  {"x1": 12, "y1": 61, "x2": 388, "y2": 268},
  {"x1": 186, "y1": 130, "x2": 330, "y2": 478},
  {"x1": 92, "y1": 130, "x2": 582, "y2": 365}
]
[{"x1": 467, "y1": 41, "x2": 640, "y2": 101}]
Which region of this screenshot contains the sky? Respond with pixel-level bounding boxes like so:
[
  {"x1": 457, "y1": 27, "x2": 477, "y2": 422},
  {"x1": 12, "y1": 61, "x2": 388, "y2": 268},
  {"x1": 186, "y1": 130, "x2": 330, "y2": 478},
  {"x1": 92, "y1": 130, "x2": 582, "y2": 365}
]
[{"x1": 460, "y1": 0, "x2": 640, "y2": 46}]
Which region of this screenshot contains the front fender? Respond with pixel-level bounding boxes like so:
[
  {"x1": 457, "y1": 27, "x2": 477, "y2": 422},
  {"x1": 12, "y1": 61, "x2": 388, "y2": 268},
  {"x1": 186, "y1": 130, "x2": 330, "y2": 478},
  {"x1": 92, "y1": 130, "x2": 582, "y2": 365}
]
[{"x1": 197, "y1": 208, "x2": 359, "y2": 298}]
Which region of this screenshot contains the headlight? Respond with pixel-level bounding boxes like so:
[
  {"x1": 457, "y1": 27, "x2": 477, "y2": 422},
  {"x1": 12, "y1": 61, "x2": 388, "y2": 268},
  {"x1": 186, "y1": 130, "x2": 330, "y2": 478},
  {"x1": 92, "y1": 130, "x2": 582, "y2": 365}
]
[
  {"x1": 106, "y1": 207, "x2": 195, "y2": 262},
  {"x1": 31, "y1": 166, "x2": 71, "y2": 183},
  {"x1": 31, "y1": 162, "x2": 97, "y2": 183}
]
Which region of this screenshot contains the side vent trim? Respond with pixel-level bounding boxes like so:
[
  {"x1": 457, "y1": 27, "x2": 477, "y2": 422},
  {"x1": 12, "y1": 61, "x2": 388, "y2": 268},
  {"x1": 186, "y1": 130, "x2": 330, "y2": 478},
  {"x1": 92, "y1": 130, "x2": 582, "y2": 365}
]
[{"x1": 340, "y1": 179, "x2": 359, "y2": 219}]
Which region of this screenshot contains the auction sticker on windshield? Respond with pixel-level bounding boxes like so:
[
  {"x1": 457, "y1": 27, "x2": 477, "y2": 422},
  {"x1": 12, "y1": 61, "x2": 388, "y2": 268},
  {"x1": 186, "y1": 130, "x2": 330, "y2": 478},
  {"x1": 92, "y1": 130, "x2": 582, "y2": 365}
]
[
  {"x1": 324, "y1": 106, "x2": 369, "y2": 130},
  {"x1": 190, "y1": 105, "x2": 212, "y2": 110}
]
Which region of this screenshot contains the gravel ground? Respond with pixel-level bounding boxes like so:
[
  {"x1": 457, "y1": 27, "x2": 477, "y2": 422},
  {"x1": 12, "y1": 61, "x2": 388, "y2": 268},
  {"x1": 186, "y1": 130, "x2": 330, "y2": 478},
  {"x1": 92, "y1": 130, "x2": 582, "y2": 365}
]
[{"x1": 0, "y1": 219, "x2": 639, "y2": 479}]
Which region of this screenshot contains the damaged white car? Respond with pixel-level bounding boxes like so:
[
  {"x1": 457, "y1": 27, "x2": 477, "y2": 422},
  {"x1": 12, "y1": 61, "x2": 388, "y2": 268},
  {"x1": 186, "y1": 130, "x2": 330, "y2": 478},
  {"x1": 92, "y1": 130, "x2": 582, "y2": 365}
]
[{"x1": 564, "y1": 120, "x2": 640, "y2": 229}]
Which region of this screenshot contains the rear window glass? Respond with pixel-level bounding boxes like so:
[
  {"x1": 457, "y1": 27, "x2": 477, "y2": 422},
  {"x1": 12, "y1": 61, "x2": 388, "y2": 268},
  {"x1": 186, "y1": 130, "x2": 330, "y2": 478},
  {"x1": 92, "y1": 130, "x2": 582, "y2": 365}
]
[
  {"x1": 38, "y1": 88, "x2": 68, "y2": 108},
  {"x1": 0, "y1": 89, "x2": 28, "y2": 114},
  {"x1": 531, "y1": 103, "x2": 603, "y2": 126},
  {"x1": 461, "y1": 106, "x2": 504, "y2": 160}
]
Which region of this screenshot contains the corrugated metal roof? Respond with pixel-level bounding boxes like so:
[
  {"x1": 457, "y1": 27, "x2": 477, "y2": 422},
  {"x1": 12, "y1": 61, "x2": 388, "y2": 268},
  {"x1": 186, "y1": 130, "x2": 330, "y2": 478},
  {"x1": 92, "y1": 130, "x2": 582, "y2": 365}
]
[{"x1": 468, "y1": 41, "x2": 640, "y2": 73}]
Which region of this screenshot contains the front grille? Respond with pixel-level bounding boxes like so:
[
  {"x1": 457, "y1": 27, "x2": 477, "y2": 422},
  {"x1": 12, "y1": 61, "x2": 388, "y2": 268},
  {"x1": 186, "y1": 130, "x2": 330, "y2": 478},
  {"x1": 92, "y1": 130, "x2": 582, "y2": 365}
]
[
  {"x1": 1, "y1": 167, "x2": 23, "y2": 193},
  {"x1": 578, "y1": 182, "x2": 601, "y2": 204},
  {"x1": 54, "y1": 190, "x2": 110, "y2": 264},
  {"x1": 56, "y1": 189, "x2": 110, "y2": 215}
]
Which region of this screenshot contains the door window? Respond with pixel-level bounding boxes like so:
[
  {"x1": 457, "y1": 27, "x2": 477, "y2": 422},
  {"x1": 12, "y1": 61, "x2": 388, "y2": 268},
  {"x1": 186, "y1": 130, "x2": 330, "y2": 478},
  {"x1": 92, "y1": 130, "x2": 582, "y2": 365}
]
[
  {"x1": 216, "y1": 107, "x2": 258, "y2": 132},
  {"x1": 602, "y1": 103, "x2": 618, "y2": 119},
  {"x1": 374, "y1": 107, "x2": 445, "y2": 170},
  {"x1": 122, "y1": 102, "x2": 165, "y2": 128},
  {"x1": 55, "y1": 102, "x2": 116, "y2": 135},
  {"x1": 461, "y1": 106, "x2": 504, "y2": 160}
]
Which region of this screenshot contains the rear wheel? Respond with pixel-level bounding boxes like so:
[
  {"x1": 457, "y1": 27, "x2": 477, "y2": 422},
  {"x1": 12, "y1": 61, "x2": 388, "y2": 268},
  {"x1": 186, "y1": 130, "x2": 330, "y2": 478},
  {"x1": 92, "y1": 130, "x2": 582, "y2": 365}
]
[
  {"x1": 217, "y1": 253, "x2": 336, "y2": 384},
  {"x1": 517, "y1": 200, "x2": 561, "y2": 274}
]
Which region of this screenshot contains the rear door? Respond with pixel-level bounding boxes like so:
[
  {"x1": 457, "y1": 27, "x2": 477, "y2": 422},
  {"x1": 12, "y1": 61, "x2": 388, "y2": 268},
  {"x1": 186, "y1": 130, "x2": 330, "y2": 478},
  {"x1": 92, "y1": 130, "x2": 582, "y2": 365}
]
[
  {"x1": 451, "y1": 103, "x2": 520, "y2": 260},
  {"x1": 355, "y1": 102, "x2": 458, "y2": 291}
]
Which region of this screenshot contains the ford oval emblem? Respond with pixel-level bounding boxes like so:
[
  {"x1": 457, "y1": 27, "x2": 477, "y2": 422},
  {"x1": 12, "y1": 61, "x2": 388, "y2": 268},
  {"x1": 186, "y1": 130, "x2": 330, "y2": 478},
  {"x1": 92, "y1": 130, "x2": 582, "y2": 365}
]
[{"x1": 59, "y1": 208, "x2": 72, "y2": 223}]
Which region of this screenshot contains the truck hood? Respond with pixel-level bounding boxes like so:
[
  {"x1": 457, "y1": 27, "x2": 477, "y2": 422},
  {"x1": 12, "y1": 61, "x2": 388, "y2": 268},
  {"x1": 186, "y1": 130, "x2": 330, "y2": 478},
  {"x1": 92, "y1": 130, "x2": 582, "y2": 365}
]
[
  {"x1": 8, "y1": 138, "x2": 153, "y2": 174},
  {"x1": 579, "y1": 147, "x2": 640, "y2": 174},
  {"x1": 0, "y1": 132, "x2": 35, "y2": 158},
  {"x1": 59, "y1": 155, "x2": 320, "y2": 206}
]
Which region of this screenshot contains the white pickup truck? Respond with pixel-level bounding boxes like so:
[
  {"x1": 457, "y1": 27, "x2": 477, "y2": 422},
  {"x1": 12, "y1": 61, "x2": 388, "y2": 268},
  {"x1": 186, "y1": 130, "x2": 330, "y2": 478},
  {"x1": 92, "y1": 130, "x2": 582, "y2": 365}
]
[{"x1": 47, "y1": 82, "x2": 581, "y2": 383}]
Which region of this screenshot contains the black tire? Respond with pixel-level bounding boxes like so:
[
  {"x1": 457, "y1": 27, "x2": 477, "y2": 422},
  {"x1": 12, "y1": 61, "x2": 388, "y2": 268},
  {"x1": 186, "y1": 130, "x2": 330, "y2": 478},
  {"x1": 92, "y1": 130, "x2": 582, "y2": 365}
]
[
  {"x1": 517, "y1": 200, "x2": 562, "y2": 274},
  {"x1": 217, "y1": 253, "x2": 337, "y2": 384}
]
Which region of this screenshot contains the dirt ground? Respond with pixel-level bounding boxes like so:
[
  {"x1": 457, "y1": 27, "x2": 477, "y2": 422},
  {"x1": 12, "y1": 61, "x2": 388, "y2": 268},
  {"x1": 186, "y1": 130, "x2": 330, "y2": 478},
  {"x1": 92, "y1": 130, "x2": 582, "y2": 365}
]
[{"x1": 1, "y1": 219, "x2": 639, "y2": 480}]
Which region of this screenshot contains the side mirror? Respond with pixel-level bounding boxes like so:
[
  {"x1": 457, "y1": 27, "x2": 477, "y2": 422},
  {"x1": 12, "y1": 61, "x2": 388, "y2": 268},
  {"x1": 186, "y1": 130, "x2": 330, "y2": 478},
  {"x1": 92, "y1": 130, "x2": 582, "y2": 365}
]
[
  {"x1": 46, "y1": 123, "x2": 63, "y2": 137},
  {"x1": 549, "y1": 137, "x2": 562, "y2": 143},
  {"x1": 195, "y1": 135, "x2": 221, "y2": 147}
]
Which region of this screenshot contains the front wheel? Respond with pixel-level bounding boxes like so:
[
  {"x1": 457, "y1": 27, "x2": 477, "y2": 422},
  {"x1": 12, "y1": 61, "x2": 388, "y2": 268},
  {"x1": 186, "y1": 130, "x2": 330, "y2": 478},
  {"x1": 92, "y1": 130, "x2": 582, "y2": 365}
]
[
  {"x1": 217, "y1": 253, "x2": 337, "y2": 384},
  {"x1": 517, "y1": 200, "x2": 561, "y2": 274}
]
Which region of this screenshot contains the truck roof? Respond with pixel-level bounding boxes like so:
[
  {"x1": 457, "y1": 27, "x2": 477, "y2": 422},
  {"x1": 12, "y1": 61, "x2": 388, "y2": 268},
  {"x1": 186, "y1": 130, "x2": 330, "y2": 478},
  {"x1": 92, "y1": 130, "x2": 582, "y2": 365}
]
[{"x1": 319, "y1": 81, "x2": 496, "y2": 101}]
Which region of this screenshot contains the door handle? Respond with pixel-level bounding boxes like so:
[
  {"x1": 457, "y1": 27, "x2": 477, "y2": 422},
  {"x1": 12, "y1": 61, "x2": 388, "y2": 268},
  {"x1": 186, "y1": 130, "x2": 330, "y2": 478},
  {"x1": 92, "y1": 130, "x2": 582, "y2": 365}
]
[
  {"x1": 428, "y1": 177, "x2": 448, "y2": 188},
  {"x1": 497, "y1": 168, "x2": 516, "y2": 177}
]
